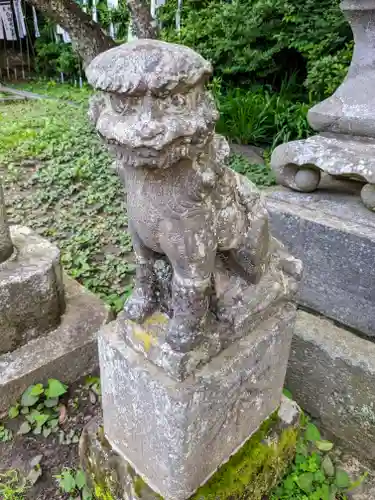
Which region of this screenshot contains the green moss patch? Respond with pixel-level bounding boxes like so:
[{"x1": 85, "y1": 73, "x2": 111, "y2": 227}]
[{"x1": 191, "y1": 411, "x2": 299, "y2": 500}]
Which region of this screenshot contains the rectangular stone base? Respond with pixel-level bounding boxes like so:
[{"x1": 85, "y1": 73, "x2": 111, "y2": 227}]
[
  {"x1": 287, "y1": 310, "x2": 375, "y2": 463},
  {"x1": 0, "y1": 276, "x2": 111, "y2": 413},
  {"x1": 80, "y1": 397, "x2": 301, "y2": 500},
  {"x1": 99, "y1": 304, "x2": 296, "y2": 500},
  {"x1": 266, "y1": 179, "x2": 375, "y2": 336}
]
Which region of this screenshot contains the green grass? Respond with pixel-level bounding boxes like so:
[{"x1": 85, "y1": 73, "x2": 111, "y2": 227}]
[
  {"x1": 0, "y1": 92, "x2": 133, "y2": 313},
  {"x1": 9, "y1": 79, "x2": 93, "y2": 104}
]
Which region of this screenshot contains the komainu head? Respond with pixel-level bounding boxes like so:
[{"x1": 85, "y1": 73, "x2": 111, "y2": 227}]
[{"x1": 86, "y1": 40, "x2": 219, "y2": 168}]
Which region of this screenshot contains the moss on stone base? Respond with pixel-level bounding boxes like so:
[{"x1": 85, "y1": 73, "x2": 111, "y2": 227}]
[
  {"x1": 94, "y1": 483, "x2": 115, "y2": 500},
  {"x1": 80, "y1": 399, "x2": 300, "y2": 500},
  {"x1": 191, "y1": 410, "x2": 299, "y2": 499}
]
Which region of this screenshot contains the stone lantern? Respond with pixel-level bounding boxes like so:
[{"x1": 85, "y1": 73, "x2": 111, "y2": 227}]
[{"x1": 271, "y1": 0, "x2": 375, "y2": 210}]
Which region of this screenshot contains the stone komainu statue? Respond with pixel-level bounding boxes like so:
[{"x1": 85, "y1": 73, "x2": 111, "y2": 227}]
[{"x1": 86, "y1": 40, "x2": 302, "y2": 354}]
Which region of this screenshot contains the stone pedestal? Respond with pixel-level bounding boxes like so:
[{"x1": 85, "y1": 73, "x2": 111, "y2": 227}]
[
  {"x1": 288, "y1": 310, "x2": 375, "y2": 464},
  {"x1": 0, "y1": 225, "x2": 111, "y2": 413},
  {"x1": 80, "y1": 397, "x2": 301, "y2": 500},
  {"x1": 97, "y1": 306, "x2": 295, "y2": 500},
  {"x1": 270, "y1": 0, "x2": 375, "y2": 210},
  {"x1": 266, "y1": 179, "x2": 375, "y2": 336},
  {"x1": 0, "y1": 226, "x2": 65, "y2": 353},
  {"x1": 266, "y1": 180, "x2": 375, "y2": 463}
]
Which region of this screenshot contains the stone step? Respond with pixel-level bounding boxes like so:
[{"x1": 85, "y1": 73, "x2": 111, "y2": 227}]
[
  {"x1": 265, "y1": 177, "x2": 375, "y2": 337},
  {"x1": 0, "y1": 276, "x2": 112, "y2": 414},
  {"x1": 287, "y1": 309, "x2": 375, "y2": 464}
]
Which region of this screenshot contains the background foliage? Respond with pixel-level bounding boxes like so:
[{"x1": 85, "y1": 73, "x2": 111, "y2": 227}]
[{"x1": 29, "y1": 0, "x2": 352, "y2": 147}]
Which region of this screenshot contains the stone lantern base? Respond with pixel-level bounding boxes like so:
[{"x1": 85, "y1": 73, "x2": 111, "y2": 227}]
[
  {"x1": 0, "y1": 226, "x2": 112, "y2": 413},
  {"x1": 80, "y1": 304, "x2": 296, "y2": 500},
  {"x1": 270, "y1": 133, "x2": 375, "y2": 210}
]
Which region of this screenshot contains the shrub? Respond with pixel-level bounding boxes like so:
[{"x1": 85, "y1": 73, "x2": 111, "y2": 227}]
[
  {"x1": 34, "y1": 25, "x2": 80, "y2": 78},
  {"x1": 212, "y1": 79, "x2": 312, "y2": 147},
  {"x1": 160, "y1": 0, "x2": 352, "y2": 98},
  {"x1": 305, "y1": 42, "x2": 353, "y2": 99}
]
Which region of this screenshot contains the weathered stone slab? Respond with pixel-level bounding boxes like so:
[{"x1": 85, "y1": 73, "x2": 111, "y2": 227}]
[
  {"x1": 0, "y1": 275, "x2": 112, "y2": 414},
  {"x1": 0, "y1": 226, "x2": 66, "y2": 354},
  {"x1": 265, "y1": 179, "x2": 375, "y2": 336},
  {"x1": 98, "y1": 305, "x2": 295, "y2": 500},
  {"x1": 287, "y1": 310, "x2": 375, "y2": 463},
  {"x1": 80, "y1": 396, "x2": 301, "y2": 500}
]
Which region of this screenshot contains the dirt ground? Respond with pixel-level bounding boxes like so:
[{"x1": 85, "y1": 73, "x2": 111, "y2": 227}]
[{"x1": 0, "y1": 375, "x2": 101, "y2": 499}]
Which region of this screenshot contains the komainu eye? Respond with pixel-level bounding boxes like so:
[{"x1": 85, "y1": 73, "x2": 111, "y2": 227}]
[
  {"x1": 171, "y1": 94, "x2": 186, "y2": 106},
  {"x1": 110, "y1": 95, "x2": 130, "y2": 114}
]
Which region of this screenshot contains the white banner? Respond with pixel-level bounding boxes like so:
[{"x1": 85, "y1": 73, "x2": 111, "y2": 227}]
[
  {"x1": 13, "y1": 0, "x2": 26, "y2": 38},
  {"x1": 109, "y1": 21, "x2": 115, "y2": 38},
  {"x1": 175, "y1": 0, "x2": 182, "y2": 31},
  {"x1": 32, "y1": 6, "x2": 40, "y2": 37},
  {"x1": 0, "y1": 1, "x2": 17, "y2": 40},
  {"x1": 56, "y1": 24, "x2": 71, "y2": 43},
  {"x1": 151, "y1": 0, "x2": 166, "y2": 24},
  {"x1": 92, "y1": 0, "x2": 97, "y2": 23},
  {"x1": 62, "y1": 30, "x2": 71, "y2": 43}
]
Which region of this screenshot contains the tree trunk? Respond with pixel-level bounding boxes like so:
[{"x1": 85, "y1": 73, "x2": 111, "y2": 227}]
[
  {"x1": 28, "y1": 0, "x2": 158, "y2": 65},
  {"x1": 126, "y1": 0, "x2": 158, "y2": 39},
  {"x1": 27, "y1": 0, "x2": 116, "y2": 65}
]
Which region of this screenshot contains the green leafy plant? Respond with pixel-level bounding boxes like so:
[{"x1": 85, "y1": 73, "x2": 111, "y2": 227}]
[
  {"x1": 0, "y1": 423, "x2": 13, "y2": 442},
  {"x1": 229, "y1": 154, "x2": 276, "y2": 188},
  {"x1": 213, "y1": 83, "x2": 312, "y2": 148},
  {"x1": 85, "y1": 375, "x2": 101, "y2": 397},
  {"x1": 1, "y1": 92, "x2": 134, "y2": 313},
  {"x1": 305, "y1": 42, "x2": 353, "y2": 99},
  {"x1": 9, "y1": 379, "x2": 68, "y2": 437},
  {"x1": 0, "y1": 470, "x2": 28, "y2": 500},
  {"x1": 55, "y1": 468, "x2": 92, "y2": 500},
  {"x1": 34, "y1": 24, "x2": 81, "y2": 79},
  {"x1": 161, "y1": 0, "x2": 352, "y2": 100},
  {"x1": 271, "y1": 421, "x2": 367, "y2": 499}
]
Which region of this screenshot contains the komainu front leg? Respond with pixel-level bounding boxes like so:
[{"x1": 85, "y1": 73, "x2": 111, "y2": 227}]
[
  {"x1": 166, "y1": 275, "x2": 212, "y2": 352},
  {"x1": 161, "y1": 218, "x2": 216, "y2": 353},
  {"x1": 123, "y1": 225, "x2": 158, "y2": 323}
]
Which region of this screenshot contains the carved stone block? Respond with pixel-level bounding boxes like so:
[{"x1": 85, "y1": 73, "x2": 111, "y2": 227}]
[
  {"x1": 287, "y1": 310, "x2": 375, "y2": 464},
  {"x1": 0, "y1": 275, "x2": 112, "y2": 413},
  {"x1": 98, "y1": 304, "x2": 296, "y2": 500},
  {"x1": 266, "y1": 180, "x2": 375, "y2": 336}
]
